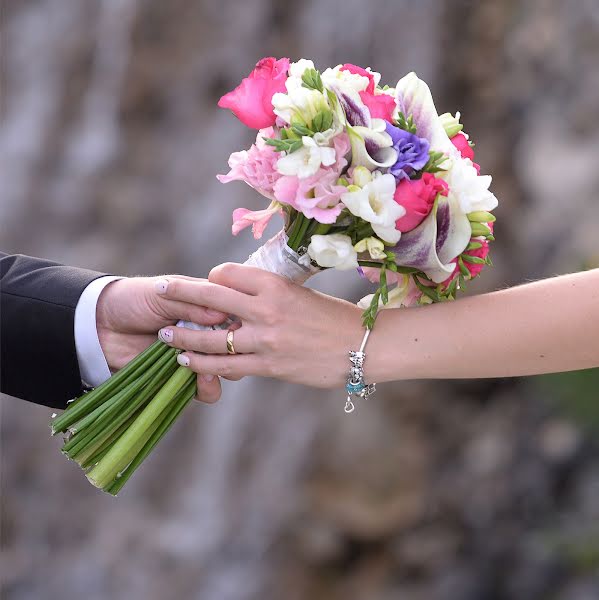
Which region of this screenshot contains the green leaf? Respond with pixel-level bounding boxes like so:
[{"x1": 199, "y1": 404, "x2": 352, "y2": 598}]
[
  {"x1": 301, "y1": 68, "x2": 324, "y2": 93},
  {"x1": 470, "y1": 222, "x2": 492, "y2": 237},
  {"x1": 458, "y1": 257, "x2": 470, "y2": 278},
  {"x1": 412, "y1": 275, "x2": 440, "y2": 302},
  {"x1": 461, "y1": 254, "x2": 486, "y2": 265},
  {"x1": 321, "y1": 110, "x2": 333, "y2": 131},
  {"x1": 291, "y1": 124, "x2": 311, "y2": 137},
  {"x1": 396, "y1": 111, "x2": 418, "y2": 134},
  {"x1": 466, "y1": 241, "x2": 483, "y2": 251},
  {"x1": 312, "y1": 112, "x2": 324, "y2": 132},
  {"x1": 264, "y1": 137, "x2": 303, "y2": 154},
  {"x1": 380, "y1": 267, "x2": 388, "y2": 305},
  {"x1": 422, "y1": 150, "x2": 448, "y2": 174}
]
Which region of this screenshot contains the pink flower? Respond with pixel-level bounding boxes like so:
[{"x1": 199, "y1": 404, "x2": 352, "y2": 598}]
[
  {"x1": 394, "y1": 173, "x2": 449, "y2": 233},
  {"x1": 217, "y1": 128, "x2": 282, "y2": 198},
  {"x1": 232, "y1": 205, "x2": 281, "y2": 239},
  {"x1": 274, "y1": 169, "x2": 346, "y2": 223},
  {"x1": 451, "y1": 132, "x2": 475, "y2": 161},
  {"x1": 218, "y1": 57, "x2": 290, "y2": 129},
  {"x1": 340, "y1": 63, "x2": 395, "y2": 122},
  {"x1": 442, "y1": 238, "x2": 490, "y2": 287},
  {"x1": 340, "y1": 63, "x2": 375, "y2": 93},
  {"x1": 359, "y1": 91, "x2": 396, "y2": 121},
  {"x1": 273, "y1": 134, "x2": 350, "y2": 223}
]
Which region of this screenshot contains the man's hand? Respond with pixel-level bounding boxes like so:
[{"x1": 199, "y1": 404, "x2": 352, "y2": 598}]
[{"x1": 96, "y1": 276, "x2": 226, "y2": 402}]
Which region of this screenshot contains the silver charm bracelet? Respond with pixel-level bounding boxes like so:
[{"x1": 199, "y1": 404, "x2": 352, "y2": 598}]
[{"x1": 344, "y1": 327, "x2": 377, "y2": 413}]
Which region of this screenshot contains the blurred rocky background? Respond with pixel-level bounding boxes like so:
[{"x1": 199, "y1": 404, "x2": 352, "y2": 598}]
[{"x1": 2, "y1": 1, "x2": 599, "y2": 599}]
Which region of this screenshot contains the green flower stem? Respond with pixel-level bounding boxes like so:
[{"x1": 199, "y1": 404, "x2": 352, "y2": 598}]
[
  {"x1": 61, "y1": 384, "x2": 136, "y2": 456},
  {"x1": 293, "y1": 215, "x2": 311, "y2": 250},
  {"x1": 78, "y1": 412, "x2": 142, "y2": 469},
  {"x1": 105, "y1": 379, "x2": 196, "y2": 496},
  {"x1": 68, "y1": 359, "x2": 179, "y2": 464},
  {"x1": 86, "y1": 366, "x2": 194, "y2": 490},
  {"x1": 67, "y1": 347, "x2": 177, "y2": 438},
  {"x1": 286, "y1": 212, "x2": 304, "y2": 249},
  {"x1": 311, "y1": 223, "x2": 332, "y2": 236},
  {"x1": 51, "y1": 340, "x2": 168, "y2": 434}
]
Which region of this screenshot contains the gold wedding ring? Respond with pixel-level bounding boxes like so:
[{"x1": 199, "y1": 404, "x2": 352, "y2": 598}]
[{"x1": 226, "y1": 329, "x2": 236, "y2": 355}]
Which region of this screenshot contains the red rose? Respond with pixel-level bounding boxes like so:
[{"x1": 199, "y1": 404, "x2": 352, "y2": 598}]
[
  {"x1": 394, "y1": 173, "x2": 449, "y2": 233},
  {"x1": 218, "y1": 57, "x2": 290, "y2": 129}
]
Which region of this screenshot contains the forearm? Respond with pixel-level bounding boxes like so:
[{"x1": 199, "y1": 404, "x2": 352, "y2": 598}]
[{"x1": 369, "y1": 269, "x2": 599, "y2": 382}]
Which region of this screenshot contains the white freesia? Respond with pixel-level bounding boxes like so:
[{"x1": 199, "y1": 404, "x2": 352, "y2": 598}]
[
  {"x1": 341, "y1": 173, "x2": 405, "y2": 244},
  {"x1": 443, "y1": 157, "x2": 498, "y2": 214},
  {"x1": 395, "y1": 72, "x2": 454, "y2": 154},
  {"x1": 307, "y1": 234, "x2": 359, "y2": 270},
  {"x1": 354, "y1": 236, "x2": 386, "y2": 259},
  {"x1": 439, "y1": 111, "x2": 463, "y2": 138},
  {"x1": 289, "y1": 59, "x2": 315, "y2": 79},
  {"x1": 276, "y1": 136, "x2": 336, "y2": 178},
  {"x1": 283, "y1": 59, "x2": 316, "y2": 93},
  {"x1": 348, "y1": 119, "x2": 397, "y2": 171},
  {"x1": 272, "y1": 86, "x2": 329, "y2": 126},
  {"x1": 321, "y1": 64, "x2": 370, "y2": 95}
]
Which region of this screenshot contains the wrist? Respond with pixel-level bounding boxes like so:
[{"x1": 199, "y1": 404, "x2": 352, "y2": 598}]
[{"x1": 96, "y1": 279, "x2": 126, "y2": 371}]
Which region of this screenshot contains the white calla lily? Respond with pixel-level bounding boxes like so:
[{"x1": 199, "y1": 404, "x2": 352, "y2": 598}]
[
  {"x1": 341, "y1": 173, "x2": 405, "y2": 244},
  {"x1": 392, "y1": 192, "x2": 471, "y2": 283},
  {"x1": 347, "y1": 119, "x2": 397, "y2": 171},
  {"x1": 395, "y1": 72, "x2": 454, "y2": 154}
]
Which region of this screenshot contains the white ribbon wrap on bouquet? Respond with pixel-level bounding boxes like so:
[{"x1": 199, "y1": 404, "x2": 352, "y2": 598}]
[{"x1": 177, "y1": 230, "x2": 320, "y2": 332}]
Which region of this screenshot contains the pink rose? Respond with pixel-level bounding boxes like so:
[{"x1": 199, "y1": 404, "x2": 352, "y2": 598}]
[
  {"x1": 217, "y1": 128, "x2": 282, "y2": 198},
  {"x1": 340, "y1": 63, "x2": 375, "y2": 93},
  {"x1": 218, "y1": 57, "x2": 290, "y2": 129},
  {"x1": 451, "y1": 132, "x2": 475, "y2": 161},
  {"x1": 394, "y1": 173, "x2": 449, "y2": 233},
  {"x1": 359, "y1": 91, "x2": 396, "y2": 122},
  {"x1": 340, "y1": 63, "x2": 396, "y2": 122},
  {"x1": 442, "y1": 238, "x2": 490, "y2": 288}
]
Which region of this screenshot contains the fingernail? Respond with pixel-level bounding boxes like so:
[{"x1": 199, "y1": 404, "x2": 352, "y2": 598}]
[
  {"x1": 177, "y1": 354, "x2": 190, "y2": 367},
  {"x1": 201, "y1": 374, "x2": 214, "y2": 383},
  {"x1": 206, "y1": 309, "x2": 223, "y2": 317},
  {"x1": 155, "y1": 279, "x2": 169, "y2": 294},
  {"x1": 158, "y1": 328, "x2": 173, "y2": 343}
]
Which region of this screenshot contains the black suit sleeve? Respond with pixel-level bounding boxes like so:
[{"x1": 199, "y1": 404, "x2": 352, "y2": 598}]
[{"x1": 0, "y1": 253, "x2": 107, "y2": 409}]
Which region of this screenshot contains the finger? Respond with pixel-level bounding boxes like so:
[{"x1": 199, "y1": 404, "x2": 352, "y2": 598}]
[
  {"x1": 158, "y1": 298, "x2": 228, "y2": 327},
  {"x1": 155, "y1": 277, "x2": 255, "y2": 319},
  {"x1": 195, "y1": 373, "x2": 222, "y2": 404},
  {"x1": 177, "y1": 352, "x2": 260, "y2": 379},
  {"x1": 158, "y1": 325, "x2": 254, "y2": 355},
  {"x1": 209, "y1": 263, "x2": 276, "y2": 295}
]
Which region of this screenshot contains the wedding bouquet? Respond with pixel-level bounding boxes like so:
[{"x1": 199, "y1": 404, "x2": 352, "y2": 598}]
[{"x1": 51, "y1": 57, "x2": 497, "y2": 495}]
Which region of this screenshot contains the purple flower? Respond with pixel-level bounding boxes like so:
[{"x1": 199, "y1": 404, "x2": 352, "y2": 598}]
[{"x1": 385, "y1": 122, "x2": 430, "y2": 181}]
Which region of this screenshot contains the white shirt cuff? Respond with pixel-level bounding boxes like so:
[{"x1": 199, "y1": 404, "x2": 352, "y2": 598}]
[{"x1": 74, "y1": 275, "x2": 123, "y2": 388}]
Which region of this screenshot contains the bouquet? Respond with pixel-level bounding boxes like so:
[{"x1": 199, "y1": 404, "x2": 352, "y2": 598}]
[{"x1": 51, "y1": 57, "x2": 497, "y2": 495}]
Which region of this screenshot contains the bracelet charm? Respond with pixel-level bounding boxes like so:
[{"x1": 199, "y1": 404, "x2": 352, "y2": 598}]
[{"x1": 344, "y1": 331, "x2": 377, "y2": 413}]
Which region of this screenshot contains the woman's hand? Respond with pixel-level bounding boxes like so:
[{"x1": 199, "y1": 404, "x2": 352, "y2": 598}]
[
  {"x1": 96, "y1": 275, "x2": 227, "y2": 402},
  {"x1": 154, "y1": 264, "x2": 365, "y2": 388}
]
